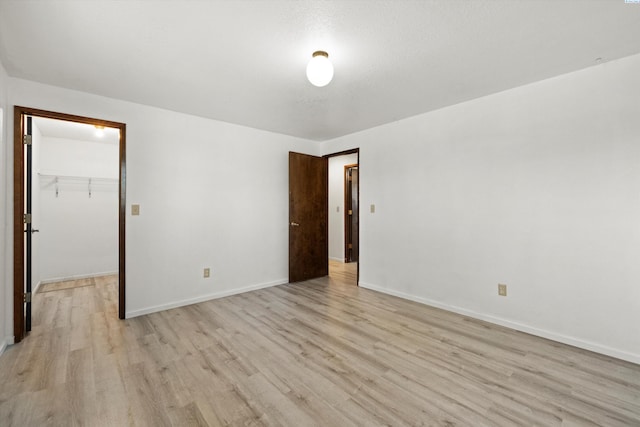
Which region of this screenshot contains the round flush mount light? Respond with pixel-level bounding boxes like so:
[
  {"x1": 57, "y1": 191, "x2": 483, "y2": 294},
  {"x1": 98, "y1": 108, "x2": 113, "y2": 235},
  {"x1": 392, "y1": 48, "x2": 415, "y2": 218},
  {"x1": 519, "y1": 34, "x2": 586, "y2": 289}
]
[{"x1": 306, "y1": 51, "x2": 334, "y2": 87}]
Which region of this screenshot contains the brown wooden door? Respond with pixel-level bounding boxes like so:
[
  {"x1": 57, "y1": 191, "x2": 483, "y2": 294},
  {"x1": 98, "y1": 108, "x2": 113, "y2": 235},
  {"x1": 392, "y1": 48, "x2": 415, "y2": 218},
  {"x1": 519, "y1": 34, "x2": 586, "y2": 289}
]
[{"x1": 289, "y1": 152, "x2": 328, "y2": 282}]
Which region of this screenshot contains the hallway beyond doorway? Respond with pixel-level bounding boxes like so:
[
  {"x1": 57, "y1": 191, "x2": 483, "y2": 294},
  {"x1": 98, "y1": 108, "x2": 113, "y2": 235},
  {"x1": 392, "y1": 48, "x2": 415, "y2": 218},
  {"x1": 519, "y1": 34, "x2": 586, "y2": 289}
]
[{"x1": 329, "y1": 259, "x2": 357, "y2": 285}]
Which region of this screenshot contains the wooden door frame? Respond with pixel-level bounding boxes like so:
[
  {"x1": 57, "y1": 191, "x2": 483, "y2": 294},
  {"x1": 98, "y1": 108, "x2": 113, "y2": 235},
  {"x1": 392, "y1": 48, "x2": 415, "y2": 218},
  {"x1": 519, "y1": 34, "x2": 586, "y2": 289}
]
[
  {"x1": 324, "y1": 148, "x2": 359, "y2": 285},
  {"x1": 13, "y1": 106, "x2": 127, "y2": 343},
  {"x1": 343, "y1": 163, "x2": 358, "y2": 263}
]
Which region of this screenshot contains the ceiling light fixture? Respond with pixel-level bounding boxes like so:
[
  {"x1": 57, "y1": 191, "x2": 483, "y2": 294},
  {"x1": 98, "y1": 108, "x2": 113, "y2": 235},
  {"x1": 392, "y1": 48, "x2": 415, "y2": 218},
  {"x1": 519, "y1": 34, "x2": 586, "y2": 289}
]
[
  {"x1": 306, "y1": 51, "x2": 333, "y2": 87},
  {"x1": 94, "y1": 125, "x2": 105, "y2": 137}
]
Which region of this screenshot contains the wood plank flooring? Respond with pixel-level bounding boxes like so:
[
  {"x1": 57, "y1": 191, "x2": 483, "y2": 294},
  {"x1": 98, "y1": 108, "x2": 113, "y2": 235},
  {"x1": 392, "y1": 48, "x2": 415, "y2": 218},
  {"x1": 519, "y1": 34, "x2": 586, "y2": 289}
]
[
  {"x1": 328, "y1": 260, "x2": 357, "y2": 285},
  {"x1": 1, "y1": 271, "x2": 639, "y2": 426},
  {"x1": 38, "y1": 276, "x2": 97, "y2": 293}
]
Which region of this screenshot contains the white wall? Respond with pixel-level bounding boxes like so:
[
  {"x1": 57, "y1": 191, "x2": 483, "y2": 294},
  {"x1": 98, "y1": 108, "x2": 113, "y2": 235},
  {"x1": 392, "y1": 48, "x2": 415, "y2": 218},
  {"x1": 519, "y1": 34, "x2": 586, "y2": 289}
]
[
  {"x1": 328, "y1": 154, "x2": 358, "y2": 261},
  {"x1": 322, "y1": 53, "x2": 640, "y2": 364},
  {"x1": 3, "y1": 52, "x2": 638, "y2": 365},
  {"x1": 3, "y1": 78, "x2": 320, "y2": 327},
  {"x1": 37, "y1": 136, "x2": 119, "y2": 282},
  {"x1": 0, "y1": 58, "x2": 9, "y2": 354}
]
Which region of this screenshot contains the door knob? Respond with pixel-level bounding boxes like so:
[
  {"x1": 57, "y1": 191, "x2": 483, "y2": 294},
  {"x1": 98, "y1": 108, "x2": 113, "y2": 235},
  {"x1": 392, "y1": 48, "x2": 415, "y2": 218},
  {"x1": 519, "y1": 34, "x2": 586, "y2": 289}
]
[
  {"x1": 290, "y1": 222, "x2": 300, "y2": 227},
  {"x1": 31, "y1": 229, "x2": 40, "y2": 233}
]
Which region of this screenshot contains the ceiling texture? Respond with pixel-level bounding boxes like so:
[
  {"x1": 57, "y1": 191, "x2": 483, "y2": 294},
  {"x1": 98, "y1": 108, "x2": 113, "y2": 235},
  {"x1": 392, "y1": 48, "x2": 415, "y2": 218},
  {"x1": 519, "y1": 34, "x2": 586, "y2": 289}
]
[{"x1": 1, "y1": 0, "x2": 640, "y2": 141}]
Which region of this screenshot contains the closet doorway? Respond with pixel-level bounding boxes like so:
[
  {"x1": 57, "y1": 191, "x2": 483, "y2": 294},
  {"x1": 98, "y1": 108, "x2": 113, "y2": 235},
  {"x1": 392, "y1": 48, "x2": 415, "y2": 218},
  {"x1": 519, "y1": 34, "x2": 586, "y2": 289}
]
[{"x1": 13, "y1": 106, "x2": 126, "y2": 343}]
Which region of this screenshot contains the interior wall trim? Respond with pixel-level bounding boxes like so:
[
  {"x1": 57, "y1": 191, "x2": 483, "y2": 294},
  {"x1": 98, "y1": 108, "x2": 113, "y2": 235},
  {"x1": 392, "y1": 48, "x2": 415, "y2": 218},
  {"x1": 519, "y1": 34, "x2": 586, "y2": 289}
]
[{"x1": 126, "y1": 278, "x2": 287, "y2": 319}]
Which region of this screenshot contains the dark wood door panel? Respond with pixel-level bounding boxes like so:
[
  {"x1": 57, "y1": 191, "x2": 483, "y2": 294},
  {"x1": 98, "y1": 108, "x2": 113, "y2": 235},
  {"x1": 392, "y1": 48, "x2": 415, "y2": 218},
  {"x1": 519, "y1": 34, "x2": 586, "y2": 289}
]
[{"x1": 289, "y1": 152, "x2": 328, "y2": 282}]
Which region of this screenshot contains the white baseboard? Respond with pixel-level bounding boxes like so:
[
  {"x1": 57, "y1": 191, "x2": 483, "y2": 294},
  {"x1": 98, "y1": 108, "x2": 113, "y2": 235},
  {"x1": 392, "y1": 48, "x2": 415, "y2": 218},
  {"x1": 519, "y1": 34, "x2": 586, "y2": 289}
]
[
  {"x1": 0, "y1": 336, "x2": 13, "y2": 357},
  {"x1": 40, "y1": 271, "x2": 118, "y2": 285},
  {"x1": 126, "y1": 278, "x2": 287, "y2": 319},
  {"x1": 359, "y1": 281, "x2": 640, "y2": 366}
]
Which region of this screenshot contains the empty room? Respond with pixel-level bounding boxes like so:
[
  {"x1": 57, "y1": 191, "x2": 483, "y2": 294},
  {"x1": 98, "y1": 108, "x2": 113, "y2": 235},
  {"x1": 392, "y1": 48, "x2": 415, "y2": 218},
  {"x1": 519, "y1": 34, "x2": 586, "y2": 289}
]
[{"x1": 1, "y1": 1, "x2": 639, "y2": 426}]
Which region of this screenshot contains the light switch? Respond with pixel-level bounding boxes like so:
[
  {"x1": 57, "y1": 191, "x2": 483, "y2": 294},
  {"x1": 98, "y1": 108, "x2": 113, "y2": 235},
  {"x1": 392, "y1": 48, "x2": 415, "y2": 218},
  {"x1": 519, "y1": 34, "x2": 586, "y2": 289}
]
[
  {"x1": 337, "y1": 206, "x2": 340, "y2": 212},
  {"x1": 131, "y1": 204, "x2": 140, "y2": 216},
  {"x1": 370, "y1": 204, "x2": 376, "y2": 213}
]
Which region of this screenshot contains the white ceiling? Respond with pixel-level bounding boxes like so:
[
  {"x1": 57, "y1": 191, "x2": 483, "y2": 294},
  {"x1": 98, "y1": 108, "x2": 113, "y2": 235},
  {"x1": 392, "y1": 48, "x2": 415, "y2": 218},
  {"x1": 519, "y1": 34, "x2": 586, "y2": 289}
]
[
  {"x1": 33, "y1": 117, "x2": 119, "y2": 145},
  {"x1": 1, "y1": 1, "x2": 640, "y2": 141}
]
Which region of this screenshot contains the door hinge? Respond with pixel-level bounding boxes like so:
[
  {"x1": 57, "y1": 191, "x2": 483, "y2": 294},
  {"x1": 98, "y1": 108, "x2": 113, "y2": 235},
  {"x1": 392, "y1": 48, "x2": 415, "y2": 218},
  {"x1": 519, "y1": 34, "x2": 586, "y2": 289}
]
[
  {"x1": 23, "y1": 135, "x2": 32, "y2": 146},
  {"x1": 23, "y1": 213, "x2": 32, "y2": 224},
  {"x1": 24, "y1": 292, "x2": 32, "y2": 303},
  {"x1": 348, "y1": 210, "x2": 353, "y2": 215}
]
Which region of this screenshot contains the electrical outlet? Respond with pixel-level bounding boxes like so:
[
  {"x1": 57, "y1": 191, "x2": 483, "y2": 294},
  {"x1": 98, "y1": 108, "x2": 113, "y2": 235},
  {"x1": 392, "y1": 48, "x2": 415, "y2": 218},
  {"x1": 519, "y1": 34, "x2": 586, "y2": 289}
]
[
  {"x1": 498, "y1": 283, "x2": 507, "y2": 296},
  {"x1": 370, "y1": 204, "x2": 376, "y2": 213},
  {"x1": 131, "y1": 204, "x2": 140, "y2": 216},
  {"x1": 204, "y1": 268, "x2": 210, "y2": 278}
]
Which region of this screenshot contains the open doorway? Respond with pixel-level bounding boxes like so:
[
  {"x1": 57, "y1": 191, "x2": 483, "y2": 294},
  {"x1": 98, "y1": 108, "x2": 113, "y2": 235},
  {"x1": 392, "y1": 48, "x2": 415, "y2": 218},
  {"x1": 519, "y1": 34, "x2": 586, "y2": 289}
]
[
  {"x1": 13, "y1": 106, "x2": 126, "y2": 343},
  {"x1": 344, "y1": 164, "x2": 359, "y2": 263},
  {"x1": 327, "y1": 149, "x2": 359, "y2": 286}
]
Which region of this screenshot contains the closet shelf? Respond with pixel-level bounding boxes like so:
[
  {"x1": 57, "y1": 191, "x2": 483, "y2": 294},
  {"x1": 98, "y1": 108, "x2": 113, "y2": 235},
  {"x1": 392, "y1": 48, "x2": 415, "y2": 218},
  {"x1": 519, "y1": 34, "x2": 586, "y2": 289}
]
[
  {"x1": 38, "y1": 173, "x2": 118, "y2": 183},
  {"x1": 38, "y1": 173, "x2": 118, "y2": 198}
]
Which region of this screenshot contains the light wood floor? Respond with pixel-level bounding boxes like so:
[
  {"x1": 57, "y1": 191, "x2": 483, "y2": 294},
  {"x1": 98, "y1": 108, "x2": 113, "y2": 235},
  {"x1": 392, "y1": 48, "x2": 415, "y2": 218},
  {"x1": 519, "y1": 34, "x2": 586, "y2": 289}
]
[
  {"x1": 38, "y1": 276, "x2": 97, "y2": 293},
  {"x1": 329, "y1": 259, "x2": 357, "y2": 285},
  {"x1": 1, "y1": 273, "x2": 639, "y2": 426}
]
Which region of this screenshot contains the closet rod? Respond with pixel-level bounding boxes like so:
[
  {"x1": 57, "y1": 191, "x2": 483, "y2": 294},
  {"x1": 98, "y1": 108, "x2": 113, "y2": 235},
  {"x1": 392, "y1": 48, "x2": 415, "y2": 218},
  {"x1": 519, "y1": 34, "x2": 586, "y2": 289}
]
[
  {"x1": 38, "y1": 173, "x2": 117, "y2": 198},
  {"x1": 38, "y1": 173, "x2": 118, "y2": 182}
]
